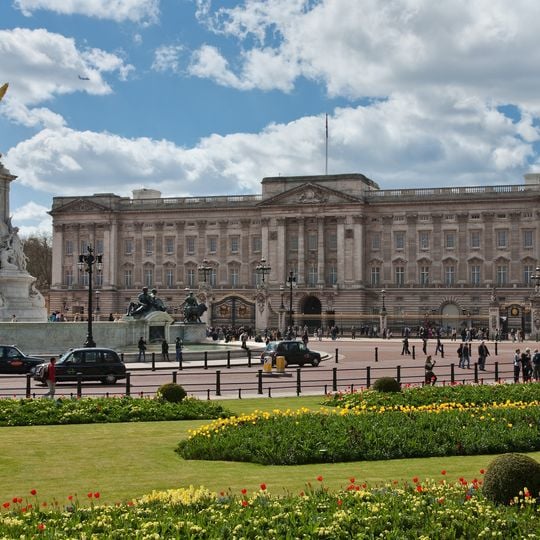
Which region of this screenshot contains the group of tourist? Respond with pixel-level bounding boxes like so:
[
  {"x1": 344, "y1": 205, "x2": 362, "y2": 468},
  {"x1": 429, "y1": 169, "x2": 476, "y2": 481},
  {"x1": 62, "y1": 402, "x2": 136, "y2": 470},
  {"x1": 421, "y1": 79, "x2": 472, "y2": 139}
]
[{"x1": 513, "y1": 348, "x2": 540, "y2": 382}]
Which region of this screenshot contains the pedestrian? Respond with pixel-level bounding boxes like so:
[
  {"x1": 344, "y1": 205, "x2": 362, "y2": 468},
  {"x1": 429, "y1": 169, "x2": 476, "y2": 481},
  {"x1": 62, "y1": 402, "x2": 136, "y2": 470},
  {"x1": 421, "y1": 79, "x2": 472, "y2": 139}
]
[
  {"x1": 521, "y1": 348, "x2": 532, "y2": 382},
  {"x1": 351, "y1": 326, "x2": 356, "y2": 339},
  {"x1": 478, "y1": 341, "x2": 490, "y2": 371},
  {"x1": 434, "y1": 336, "x2": 443, "y2": 356},
  {"x1": 175, "y1": 337, "x2": 183, "y2": 363},
  {"x1": 10, "y1": 314, "x2": 16, "y2": 322},
  {"x1": 532, "y1": 349, "x2": 540, "y2": 381},
  {"x1": 513, "y1": 349, "x2": 521, "y2": 383},
  {"x1": 137, "y1": 336, "x2": 146, "y2": 362},
  {"x1": 43, "y1": 357, "x2": 56, "y2": 399},
  {"x1": 424, "y1": 355, "x2": 437, "y2": 386},
  {"x1": 108, "y1": 313, "x2": 114, "y2": 321},
  {"x1": 422, "y1": 337, "x2": 427, "y2": 355},
  {"x1": 162, "y1": 339, "x2": 170, "y2": 361},
  {"x1": 461, "y1": 343, "x2": 470, "y2": 368},
  {"x1": 317, "y1": 327, "x2": 322, "y2": 341},
  {"x1": 401, "y1": 336, "x2": 410, "y2": 355}
]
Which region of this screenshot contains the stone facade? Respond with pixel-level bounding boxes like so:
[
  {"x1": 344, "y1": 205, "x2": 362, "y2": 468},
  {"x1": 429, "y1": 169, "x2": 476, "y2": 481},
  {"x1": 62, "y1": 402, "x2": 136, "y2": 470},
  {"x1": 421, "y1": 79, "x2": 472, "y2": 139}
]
[{"x1": 49, "y1": 173, "x2": 540, "y2": 335}]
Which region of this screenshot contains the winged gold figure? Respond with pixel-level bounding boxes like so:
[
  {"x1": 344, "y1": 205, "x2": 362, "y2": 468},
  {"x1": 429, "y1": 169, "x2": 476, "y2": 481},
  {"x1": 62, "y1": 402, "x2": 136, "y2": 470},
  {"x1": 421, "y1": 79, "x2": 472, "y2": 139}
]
[{"x1": 0, "y1": 83, "x2": 8, "y2": 101}]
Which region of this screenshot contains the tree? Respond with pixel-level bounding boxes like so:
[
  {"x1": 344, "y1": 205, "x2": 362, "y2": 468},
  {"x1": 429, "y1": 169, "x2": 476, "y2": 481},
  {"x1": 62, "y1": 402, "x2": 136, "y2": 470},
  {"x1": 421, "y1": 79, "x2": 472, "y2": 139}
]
[{"x1": 22, "y1": 234, "x2": 52, "y2": 291}]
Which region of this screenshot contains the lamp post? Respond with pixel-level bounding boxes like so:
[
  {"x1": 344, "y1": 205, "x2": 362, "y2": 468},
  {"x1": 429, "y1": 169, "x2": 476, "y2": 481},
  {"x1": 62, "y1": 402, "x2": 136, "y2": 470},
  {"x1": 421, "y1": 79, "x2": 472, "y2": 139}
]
[
  {"x1": 95, "y1": 290, "x2": 100, "y2": 320},
  {"x1": 381, "y1": 289, "x2": 386, "y2": 314},
  {"x1": 198, "y1": 258, "x2": 212, "y2": 285},
  {"x1": 287, "y1": 271, "x2": 296, "y2": 331},
  {"x1": 380, "y1": 289, "x2": 387, "y2": 338},
  {"x1": 255, "y1": 258, "x2": 271, "y2": 285},
  {"x1": 78, "y1": 245, "x2": 102, "y2": 348},
  {"x1": 532, "y1": 267, "x2": 540, "y2": 295},
  {"x1": 529, "y1": 267, "x2": 540, "y2": 340}
]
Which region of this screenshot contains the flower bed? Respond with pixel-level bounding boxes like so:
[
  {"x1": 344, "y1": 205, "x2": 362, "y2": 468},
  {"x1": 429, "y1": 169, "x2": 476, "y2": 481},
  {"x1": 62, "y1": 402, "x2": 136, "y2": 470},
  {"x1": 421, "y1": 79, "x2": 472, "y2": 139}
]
[
  {"x1": 0, "y1": 397, "x2": 231, "y2": 426},
  {"x1": 177, "y1": 402, "x2": 540, "y2": 464},
  {"x1": 324, "y1": 381, "x2": 540, "y2": 409},
  {"x1": 1, "y1": 475, "x2": 538, "y2": 538}
]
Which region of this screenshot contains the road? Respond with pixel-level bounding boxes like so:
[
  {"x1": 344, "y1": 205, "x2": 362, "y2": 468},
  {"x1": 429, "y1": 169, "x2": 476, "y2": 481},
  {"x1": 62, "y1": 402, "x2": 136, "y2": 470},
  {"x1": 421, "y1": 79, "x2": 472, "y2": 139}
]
[{"x1": 0, "y1": 337, "x2": 528, "y2": 400}]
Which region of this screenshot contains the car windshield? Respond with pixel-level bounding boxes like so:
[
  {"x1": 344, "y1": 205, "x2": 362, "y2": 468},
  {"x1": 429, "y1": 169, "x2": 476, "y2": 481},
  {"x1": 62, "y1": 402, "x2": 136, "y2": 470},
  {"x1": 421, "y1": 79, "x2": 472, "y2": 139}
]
[{"x1": 264, "y1": 342, "x2": 278, "y2": 352}]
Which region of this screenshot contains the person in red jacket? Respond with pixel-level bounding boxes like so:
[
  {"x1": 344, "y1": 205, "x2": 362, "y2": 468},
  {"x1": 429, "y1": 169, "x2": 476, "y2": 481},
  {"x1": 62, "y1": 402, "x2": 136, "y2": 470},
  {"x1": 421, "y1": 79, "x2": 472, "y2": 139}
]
[{"x1": 44, "y1": 357, "x2": 56, "y2": 399}]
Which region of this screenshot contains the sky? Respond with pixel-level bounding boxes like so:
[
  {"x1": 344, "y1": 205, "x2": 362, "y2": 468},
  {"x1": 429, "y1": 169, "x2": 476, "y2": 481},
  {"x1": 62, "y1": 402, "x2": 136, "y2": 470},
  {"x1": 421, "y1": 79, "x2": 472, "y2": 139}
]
[{"x1": 1, "y1": 0, "x2": 540, "y2": 237}]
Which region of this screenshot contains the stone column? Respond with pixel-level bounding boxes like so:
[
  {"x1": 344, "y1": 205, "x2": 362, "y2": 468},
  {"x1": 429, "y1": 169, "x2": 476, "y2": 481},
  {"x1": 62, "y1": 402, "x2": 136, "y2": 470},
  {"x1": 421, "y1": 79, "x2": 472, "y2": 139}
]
[
  {"x1": 241, "y1": 219, "x2": 251, "y2": 285},
  {"x1": 134, "y1": 222, "x2": 143, "y2": 285},
  {"x1": 457, "y1": 213, "x2": 468, "y2": 284},
  {"x1": 353, "y1": 216, "x2": 364, "y2": 284},
  {"x1": 154, "y1": 221, "x2": 164, "y2": 287},
  {"x1": 318, "y1": 217, "x2": 326, "y2": 285},
  {"x1": 175, "y1": 220, "x2": 185, "y2": 287},
  {"x1": 482, "y1": 212, "x2": 495, "y2": 286},
  {"x1": 431, "y1": 214, "x2": 442, "y2": 285},
  {"x1": 336, "y1": 217, "x2": 345, "y2": 286},
  {"x1": 51, "y1": 224, "x2": 64, "y2": 287},
  {"x1": 277, "y1": 218, "x2": 286, "y2": 282},
  {"x1": 0, "y1": 160, "x2": 16, "y2": 225},
  {"x1": 406, "y1": 214, "x2": 418, "y2": 286},
  {"x1": 297, "y1": 218, "x2": 305, "y2": 285}
]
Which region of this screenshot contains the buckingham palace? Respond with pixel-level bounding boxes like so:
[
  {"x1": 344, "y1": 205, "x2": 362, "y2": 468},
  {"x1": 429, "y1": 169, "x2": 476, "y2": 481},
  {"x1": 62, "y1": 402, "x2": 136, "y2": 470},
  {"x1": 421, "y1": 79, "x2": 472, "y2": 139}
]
[{"x1": 49, "y1": 172, "x2": 540, "y2": 336}]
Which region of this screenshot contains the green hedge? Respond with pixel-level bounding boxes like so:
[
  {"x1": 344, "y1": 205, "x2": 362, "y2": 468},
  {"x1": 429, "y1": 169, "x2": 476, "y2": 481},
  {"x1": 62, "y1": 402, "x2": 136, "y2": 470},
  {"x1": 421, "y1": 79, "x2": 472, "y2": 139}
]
[
  {"x1": 177, "y1": 401, "x2": 540, "y2": 465},
  {"x1": 0, "y1": 397, "x2": 231, "y2": 426},
  {"x1": 324, "y1": 382, "x2": 540, "y2": 409}
]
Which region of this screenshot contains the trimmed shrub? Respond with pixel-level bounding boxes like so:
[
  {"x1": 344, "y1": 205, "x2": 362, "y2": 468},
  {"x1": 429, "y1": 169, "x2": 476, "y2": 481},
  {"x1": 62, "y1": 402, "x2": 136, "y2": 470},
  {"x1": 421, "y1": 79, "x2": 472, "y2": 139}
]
[
  {"x1": 483, "y1": 453, "x2": 540, "y2": 505},
  {"x1": 372, "y1": 377, "x2": 401, "y2": 393},
  {"x1": 157, "y1": 383, "x2": 187, "y2": 403}
]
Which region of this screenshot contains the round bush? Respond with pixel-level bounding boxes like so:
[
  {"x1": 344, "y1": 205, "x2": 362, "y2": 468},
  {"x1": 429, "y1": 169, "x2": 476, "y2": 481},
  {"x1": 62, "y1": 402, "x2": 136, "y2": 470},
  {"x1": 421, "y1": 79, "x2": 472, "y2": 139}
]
[
  {"x1": 157, "y1": 383, "x2": 187, "y2": 403},
  {"x1": 372, "y1": 377, "x2": 401, "y2": 393},
  {"x1": 483, "y1": 453, "x2": 540, "y2": 505}
]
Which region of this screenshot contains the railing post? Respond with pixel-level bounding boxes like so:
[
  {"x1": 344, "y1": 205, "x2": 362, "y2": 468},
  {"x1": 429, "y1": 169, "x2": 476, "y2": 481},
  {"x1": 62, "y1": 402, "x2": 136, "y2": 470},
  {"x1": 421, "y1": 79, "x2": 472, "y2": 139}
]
[
  {"x1": 257, "y1": 369, "x2": 263, "y2": 394},
  {"x1": 366, "y1": 365, "x2": 371, "y2": 388},
  {"x1": 335, "y1": 348, "x2": 339, "y2": 364},
  {"x1": 296, "y1": 368, "x2": 302, "y2": 396},
  {"x1": 332, "y1": 367, "x2": 338, "y2": 392},
  {"x1": 495, "y1": 342, "x2": 498, "y2": 356},
  {"x1": 227, "y1": 350, "x2": 231, "y2": 369},
  {"x1": 26, "y1": 373, "x2": 31, "y2": 399},
  {"x1": 76, "y1": 373, "x2": 83, "y2": 398},
  {"x1": 396, "y1": 365, "x2": 401, "y2": 383},
  {"x1": 216, "y1": 370, "x2": 221, "y2": 396},
  {"x1": 450, "y1": 363, "x2": 455, "y2": 384},
  {"x1": 494, "y1": 361, "x2": 499, "y2": 381},
  {"x1": 204, "y1": 351, "x2": 208, "y2": 369},
  {"x1": 375, "y1": 347, "x2": 378, "y2": 362},
  {"x1": 125, "y1": 372, "x2": 131, "y2": 397},
  {"x1": 172, "y1": 371, "x2": 177, "y2": 384},
  {"x1": 412, "y1": 345, "x2": 415, "y2": 359},
  {"x1": 151, "y1": 352, "x2": 155, "y2": 371}
]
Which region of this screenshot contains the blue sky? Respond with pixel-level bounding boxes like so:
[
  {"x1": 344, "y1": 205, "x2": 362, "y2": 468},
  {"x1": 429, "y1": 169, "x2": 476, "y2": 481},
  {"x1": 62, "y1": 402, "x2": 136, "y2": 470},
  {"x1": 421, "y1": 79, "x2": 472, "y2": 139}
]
[{"x1": 1, "y1": 0, "x2": 540, "y2": 236}]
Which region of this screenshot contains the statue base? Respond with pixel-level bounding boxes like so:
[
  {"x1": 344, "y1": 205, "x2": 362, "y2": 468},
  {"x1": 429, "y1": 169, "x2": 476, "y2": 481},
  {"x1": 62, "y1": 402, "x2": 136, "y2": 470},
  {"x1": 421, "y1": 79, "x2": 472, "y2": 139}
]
[{"x1": 0, "y1": 269, "x2": 47, "y2": 322}]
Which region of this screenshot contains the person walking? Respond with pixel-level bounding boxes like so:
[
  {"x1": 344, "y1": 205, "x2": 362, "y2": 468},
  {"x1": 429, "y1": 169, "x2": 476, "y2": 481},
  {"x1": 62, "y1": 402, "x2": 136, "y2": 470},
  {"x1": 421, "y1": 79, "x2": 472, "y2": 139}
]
[
  {"x1": 43, "y1": 357, "x2": 56, "y2": 399},
  {"x1": 513, "y1": 349, "x2": 521, "y2": 383},
  {"x1": 137, "y1": 336, "x2": 147, "y2": 362},
  {"x1": 161, "y1": 339, "x2": 170, "y2": 361},
  {"x1": 478, "y1": 341, "x2": 490, "y2": 371},
  {"x1": 401, "y1": 336, "x2": 411, "y2": 355},
  {"x1": 422, "y1": 337, "x2": 427, "y2": 355},
  {"x1": 424, "y1": 355, "x2": 437, "y2": 386},
  {"x1": 434, "y1": 336, "x2": 443, "y2": 356},
  {"x1": 175, "y1": 337, "x2": 183, "y2": 364},
  {"x1": 532, "y1": 349, "x2": 540, "y2": 381},
  {"x1": 521, "y1": 348, "x2": 532, "y2": 382}
]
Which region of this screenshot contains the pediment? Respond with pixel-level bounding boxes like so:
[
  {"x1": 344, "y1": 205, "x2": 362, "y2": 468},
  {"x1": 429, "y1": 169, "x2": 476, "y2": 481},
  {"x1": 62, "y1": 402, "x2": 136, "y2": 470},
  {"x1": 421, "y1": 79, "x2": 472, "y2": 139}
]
[
  {"x1": 50, "y1": 198, "x2": 111, "y2": 214},
  {"x1": 257, "y1": 182, "x2": 362, "y2": 207}
]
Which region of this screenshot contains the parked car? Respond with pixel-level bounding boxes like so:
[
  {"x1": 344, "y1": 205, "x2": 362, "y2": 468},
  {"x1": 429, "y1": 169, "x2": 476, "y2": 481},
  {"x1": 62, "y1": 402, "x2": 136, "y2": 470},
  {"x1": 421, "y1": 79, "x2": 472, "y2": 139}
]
[
  {"x1": 39, "y1": 348, "x2": 126, "y2": 384},
  {"x1": 0, "y1": 345, "x2": 44, "y2": 374},
  {"x1": 260, "y1": 340, "x2": 321, "y2": 367}
]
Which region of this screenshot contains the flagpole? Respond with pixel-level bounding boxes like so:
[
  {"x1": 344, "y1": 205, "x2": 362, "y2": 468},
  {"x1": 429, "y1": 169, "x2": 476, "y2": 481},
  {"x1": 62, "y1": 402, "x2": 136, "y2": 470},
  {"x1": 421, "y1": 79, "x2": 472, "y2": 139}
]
[{"x1": 325, "y1": 113, "x2": 328, "y2": 175}]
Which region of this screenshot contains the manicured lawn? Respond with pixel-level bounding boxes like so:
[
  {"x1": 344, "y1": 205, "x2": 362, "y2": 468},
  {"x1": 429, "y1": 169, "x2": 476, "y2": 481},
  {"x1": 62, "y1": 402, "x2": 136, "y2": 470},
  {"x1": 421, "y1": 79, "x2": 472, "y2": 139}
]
[{"x1": 1, "y1": 395, "x2": 539, "y2": 505}]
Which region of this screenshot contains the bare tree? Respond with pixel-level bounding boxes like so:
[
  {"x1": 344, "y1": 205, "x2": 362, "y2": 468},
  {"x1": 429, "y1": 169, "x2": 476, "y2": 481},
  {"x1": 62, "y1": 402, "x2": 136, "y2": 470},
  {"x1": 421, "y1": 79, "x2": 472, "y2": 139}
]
[{"x1": 23, "y1": 234, "x2": 52, "y2": 291}]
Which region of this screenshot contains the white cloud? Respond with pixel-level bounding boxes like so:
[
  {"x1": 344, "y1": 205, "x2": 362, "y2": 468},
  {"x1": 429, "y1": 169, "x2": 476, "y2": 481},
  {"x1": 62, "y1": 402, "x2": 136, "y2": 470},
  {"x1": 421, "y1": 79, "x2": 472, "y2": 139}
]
[
  {"x1": 152, "y1": 44, "x2": 184, "y2": 73},
  {"x1": 0, "y1": 28, "x2": 134, "y2": 127},
  {"x1": 11, "y1": 201, "x2": 52, "y2": 238},
  {"x1": 4, "y1": 93, "x2": 534, "y2": 203},
  {"x1": 14, "y1": 0, "x2": 160, "y2": 24},
  {"x1": 190, "y1": 0, "x2": 540, "y2": 112}
]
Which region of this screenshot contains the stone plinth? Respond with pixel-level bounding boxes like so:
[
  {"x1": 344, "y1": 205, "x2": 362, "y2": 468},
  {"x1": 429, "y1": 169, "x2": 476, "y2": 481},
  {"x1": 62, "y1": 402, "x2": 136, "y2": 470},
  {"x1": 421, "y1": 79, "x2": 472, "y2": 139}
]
[{"x1": 0, "y1": 269, "x2": 47, "y2": 322}]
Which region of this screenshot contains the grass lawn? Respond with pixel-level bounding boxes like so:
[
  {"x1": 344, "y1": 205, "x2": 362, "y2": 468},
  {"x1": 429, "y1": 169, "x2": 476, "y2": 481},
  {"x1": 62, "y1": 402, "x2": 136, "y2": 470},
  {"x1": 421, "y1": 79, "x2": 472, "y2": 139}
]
[{"x1": 1, "y1": 395, "x2": 539, "y2": 505}]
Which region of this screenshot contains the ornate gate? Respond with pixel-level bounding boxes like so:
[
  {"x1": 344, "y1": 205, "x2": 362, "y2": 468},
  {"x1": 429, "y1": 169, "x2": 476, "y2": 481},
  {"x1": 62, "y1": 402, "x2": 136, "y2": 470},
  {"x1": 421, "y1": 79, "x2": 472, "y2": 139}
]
[{"x1": 212, "y1": 296, "x2": 255, "y2": 328}]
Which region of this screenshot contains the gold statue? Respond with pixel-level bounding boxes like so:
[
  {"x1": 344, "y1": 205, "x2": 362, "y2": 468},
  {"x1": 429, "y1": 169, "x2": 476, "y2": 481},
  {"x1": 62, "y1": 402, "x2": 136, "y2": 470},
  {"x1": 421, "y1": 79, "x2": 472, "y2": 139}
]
[{"x1": 0, "y1": 83, "x2": 8, "y2": 101}]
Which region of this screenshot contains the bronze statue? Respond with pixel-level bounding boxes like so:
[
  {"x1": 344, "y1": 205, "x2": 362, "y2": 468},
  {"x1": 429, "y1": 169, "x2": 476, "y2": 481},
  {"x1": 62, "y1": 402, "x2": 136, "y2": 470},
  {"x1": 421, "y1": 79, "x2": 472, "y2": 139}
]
[
  {"x1": 183, "y1": 291, "x2": 207, "y2": 323},
  {"x1": 127, "y1": 287, "x2": 167, "y2": 317}
]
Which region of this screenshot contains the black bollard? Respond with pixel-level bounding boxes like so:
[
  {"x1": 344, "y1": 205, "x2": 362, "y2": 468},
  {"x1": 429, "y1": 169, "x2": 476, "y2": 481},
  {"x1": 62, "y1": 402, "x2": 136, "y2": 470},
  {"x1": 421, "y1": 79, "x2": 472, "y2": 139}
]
[
  {"x1": 151, "y1": 352, "x2": 155, "y2": 371},
  {"x1": 76, "y1": 373, "x2": 83, "y2": 398},
  {"x1": 257, "y1": 370, "x2": 263, "y2": 394},
  {"x1": 474, "y1": 363, "x2": 479, "y2": 384},
  {"x1": 332, "y1": 367, "x2": 338, "y2": 392},
  {"x1": 495, "y1": 342, "x2": 498, "y2": 356},
  {"x1": 412, "y1": 345, "x2": 415, "y2": 359},
  {"x1": 396, "y1": 365, "x2": 401, "y2": 383},
  {"x1": 366, "y1": 365, "x2": 371, "y2": 388},
  {"x1": 441, "y1": 344, "x2": 444, "y2": 359},
  {"x1": 494, "y1": 361, "x2": 499, "y2": 381},
  {"x1": 375, "y1": 347, "x2": 378, "y2": 362},
  {"x1": 125, "y1": 372, "x2": 131, "y2": 397},
  {"x1": 172, "y1": 371, "x2": 177, "y2": 384},
  {"x1": 26, "y1": 373, "x2": 31, "y2": 399},
  {"x1": 204, "y1": 351, "x2": 208, "y2": 369},
  {"x1": 450, "y1": 363, "x2": 455, "y2": 384},
  {"x1": 216, "y1": 370, "x2": 221, "y2": 396},
  {"x1": 296, "y1": 368, "x2": 302, "y2": 396},
  {"x1": 227, "y1": 350, "x2": 231, "y2": 369},
  {"x1": 247, "y1": 349, "x2": 252, "y2": 368},
  {"x1": 335, "y1": 348, "x2": 339, "y2": 364}
]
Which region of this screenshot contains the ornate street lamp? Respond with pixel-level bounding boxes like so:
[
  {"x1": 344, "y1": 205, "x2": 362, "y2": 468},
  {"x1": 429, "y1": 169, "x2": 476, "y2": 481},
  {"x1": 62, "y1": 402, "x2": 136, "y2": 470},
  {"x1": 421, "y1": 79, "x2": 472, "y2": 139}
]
[
  {"x1": 198, "y1": 258, "x2": 212, "y2": 285},
  {"x1": 380, "y1": 289, "x2": 386, "y2": 314},
  {"x1": 532, "y1": 267, "x2": 540, "y2": 294},
  {"x1": 78, "y1": 245, "x2": 102, "y2": 348},
  {"x1": 287, "y1": 271, "x2": 296, "y2": 330},
  {"x1": 255, "y1": 258, "x2": 271, "y2": 285}
]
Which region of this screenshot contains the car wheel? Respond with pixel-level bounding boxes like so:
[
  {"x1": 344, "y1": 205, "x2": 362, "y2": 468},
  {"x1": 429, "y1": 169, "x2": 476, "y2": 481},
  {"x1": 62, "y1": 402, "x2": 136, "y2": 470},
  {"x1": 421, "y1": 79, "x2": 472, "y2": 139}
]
[
  {"x1": 311, "y1": 357, "x2": 320, "y2": 367},
  {"x1": 101, "y1": 373, "x2": 117, "y2": 385}
]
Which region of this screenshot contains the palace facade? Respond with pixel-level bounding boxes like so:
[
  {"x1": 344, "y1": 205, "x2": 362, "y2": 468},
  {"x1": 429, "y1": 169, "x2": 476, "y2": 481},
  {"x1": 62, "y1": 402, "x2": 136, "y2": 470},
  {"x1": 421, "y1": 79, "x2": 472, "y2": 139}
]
[{"x1": 49, "y1": 172, "x2": 540, "y2": 335}]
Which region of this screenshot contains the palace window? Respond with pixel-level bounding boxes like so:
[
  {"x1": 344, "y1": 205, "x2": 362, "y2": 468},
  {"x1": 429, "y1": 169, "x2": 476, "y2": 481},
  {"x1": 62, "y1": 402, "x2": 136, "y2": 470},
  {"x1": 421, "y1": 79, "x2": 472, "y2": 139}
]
[
  {"x1": 230, "y1": 236, "x2": 240, "y2": 254},
  {"x1": 394, "y1": 232, "x2": 405, "y2": 250},
  {"x1": 328, "y1": 266, "x2": 337, "y2": 285},
  {"x1": 470, "y1": 231, "x2": 481, "y2": 249},
  {"x1": 64, "y1": 268, "x2": 73, "y2": 286},
  {"x1": 186, "y1": 237, "x2": 196, "y2": 255},
  {"x1": 144, "y1": 238, "x2": 153, "y2": 256},
  {"x1": 470, "y1": 265, "x2": 481, "y2": 286},
  {"x1": 419, "y1": 231, "x2": 429, "y2": 250},
  {"x1": 166, "y1": 268, "x2": 174, "y2": 288},
  {"x1": 144, "y1": 268, "x2": 153, "y2": 287},
  {"x1": 444, "y1": 265, "x2": 455, "y2": 286},
  {"x1": 523, "y1": 230, "x2": 534, "y2": 249},
  {"x1": 371, "y1": 266, "x2": 380, "y2": 287},
  {"x1": 165, "y1": 237, "x2": 175, "y2": 255},
  {"x1": 252, "y1": 235, "x2": 261, "y2": 253},
  {"x1": 395, "y1": 266, "x2": 405, "y2": 287},
  {"x1": 65, "y1": 240, "x2": 73, "y2": 256},
  {"x1": 230, "y1": 266, "x2": 239, "y2": 287},
  {"x1": 307, "y1": 233, "x2": 318, "y2": 251},
  {"x1": 496, "y1": 264, "x2": 508, "y2": 286},
  {"x1": 445, "y1": 232, "x2": 455, "y2": 249},
  {"x1": 124, "y1": 239, "x2": 133, "y2": 255},
  {"x1": 496, "y1": 230, "x2": 508, "y2": 249},
  {"x1": 307, "y1": 266, "x2": 318, "y2": 287},
  {"x1": 186, "y1": 268, "x2": 195, "y2": 287},
  {"x1": 371, "y1": 232, "x2": 381, "y2": 250},
  {"x1": 524, "y1": 265, "x2": 534, "y2": 286},
  {"x1": 420, "y1": 266, "x2": 430, "y2": 286},
  {"x1": 124, "y1": 269, "x2": 132, "y2": 288}
]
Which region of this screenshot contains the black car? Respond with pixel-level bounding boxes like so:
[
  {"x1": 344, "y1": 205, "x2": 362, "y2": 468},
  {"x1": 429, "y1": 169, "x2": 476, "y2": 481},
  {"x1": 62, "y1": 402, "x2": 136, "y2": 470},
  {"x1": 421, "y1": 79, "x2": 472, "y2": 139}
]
[
  {"x1": 260, "y1": 340, "x2": 321, "y2": 367},
  {"x1": 0, "y1": 345, "x2": 44, "y2": 374},
  {"x1": 42, "y1": 348, "x2": 126, "y2": 384}
]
